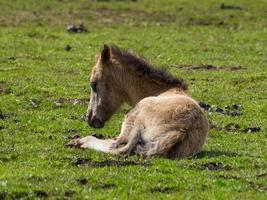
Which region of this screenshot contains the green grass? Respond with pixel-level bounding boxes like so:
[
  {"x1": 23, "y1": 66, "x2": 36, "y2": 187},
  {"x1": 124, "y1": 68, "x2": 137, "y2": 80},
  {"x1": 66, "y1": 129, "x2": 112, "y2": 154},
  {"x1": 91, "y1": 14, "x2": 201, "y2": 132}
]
[{"x1": 0, "y1": 0, "x2": 266, "y2": 199}]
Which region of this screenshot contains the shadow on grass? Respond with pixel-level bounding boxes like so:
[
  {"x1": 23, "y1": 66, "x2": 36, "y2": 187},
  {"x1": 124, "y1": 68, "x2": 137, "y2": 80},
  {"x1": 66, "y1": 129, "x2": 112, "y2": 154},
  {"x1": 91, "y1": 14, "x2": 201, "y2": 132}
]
[
  {"x1": 194, "y1": 150, "x2": 240, "y2": 159},
  {"x1": 74, "y1": 158, "x2": 148, "y2": 168}
]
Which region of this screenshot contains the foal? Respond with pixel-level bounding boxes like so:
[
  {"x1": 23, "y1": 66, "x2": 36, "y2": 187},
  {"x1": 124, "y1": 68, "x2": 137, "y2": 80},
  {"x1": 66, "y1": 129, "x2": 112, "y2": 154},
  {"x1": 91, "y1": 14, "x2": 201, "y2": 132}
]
[{"x1": 69, "y1": 45, "x2": 209, "y2": 159}]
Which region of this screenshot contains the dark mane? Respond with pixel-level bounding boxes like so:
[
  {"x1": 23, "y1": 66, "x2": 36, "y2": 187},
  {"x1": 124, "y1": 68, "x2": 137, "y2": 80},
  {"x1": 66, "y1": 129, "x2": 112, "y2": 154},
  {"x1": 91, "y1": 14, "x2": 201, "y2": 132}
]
[{"x1": 110, "y1": 45, "x2": 188, "y2": 90}]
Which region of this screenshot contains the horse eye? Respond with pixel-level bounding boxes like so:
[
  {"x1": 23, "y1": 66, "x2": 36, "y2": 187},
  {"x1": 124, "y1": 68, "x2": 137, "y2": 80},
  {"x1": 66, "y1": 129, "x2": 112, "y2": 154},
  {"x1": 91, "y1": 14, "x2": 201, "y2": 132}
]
[{"x1": 90, "y1": 82, "x2": 97, "y2": 92}]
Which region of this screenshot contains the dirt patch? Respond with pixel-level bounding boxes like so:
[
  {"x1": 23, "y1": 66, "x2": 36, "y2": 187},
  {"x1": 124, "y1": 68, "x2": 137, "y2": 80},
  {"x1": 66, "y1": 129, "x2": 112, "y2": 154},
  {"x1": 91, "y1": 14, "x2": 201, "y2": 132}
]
[
  {"x1": 224, "y1": 123, "x2": 261, "y2": 133},
  {"x1": 187, "y1": 18, "x2": 225, "y2": 26},
  {"x1": 0, "y1": 154, "x2": 18, "y2": 162},
  {"x1": 175, "y1": 64, "x2": 245, "y2": 71},
  {"x1": 0, "y1": 113, "x2": 9, "y2": 120},
  {"x1": 225, "y1": 123, "x2": 241, "y2": 132},
  {"x1": 28, "y1": 175, "x2": 47, "y2": 182},
  {"x1": 0, "y1": 110, "x2": 20, "y2": 123},
  {"x1": 249, "y1": 182, "x2": 267, "y2": 192},
  {"x1": 232, "y1": 75, "x2": 267, "y2": 85},
  {"x1": 6, "y1": 56, "x2": 16, "y2": 60},
  {"x1": 190, "y1": 78, "x2": 213, "y2": 82},
  {"x1": 150, "y1": 186, "x2": 180, "y2": 193},
  {"x1": 201, "y1": 162, "x2": 232, "y2": 171},
  {"x1": 64, "y1": 44, "x2": 71, "y2": 51},
  {"x1": 76, "y1": 178, "x2": 116, "y2": 190},
  {"x1": 209, "y1": 120, "x2": 261, "y2": 134},
  {"x1": 0, "y1": 112, "x2": 19, "y2": 123},
  {"x1": 243, "y1": 127, "x2": 261, "y2": 133},
  {"x1": 29, "y1": 99, "x2": 39, "y2": 108},
  {"x1": 48, "y1": 135, "x2": 53, "y2": 140},
  {"x1": 0, "y1": 191, "x2": 7, "y2": 199},
  {"x1": 65, "y1": 190, "x2": 75, "y2": 197},
  {"x1": 198, "y1": 102, "x2": 212, "y2": 111},
  {"x1": 34, "y1": 190, "x2": 48, "y2": 198},
  {"x1": 257, "y1": 173, "x2": 267, "y2": 179},
  {"x1": 0, "y1": 81, "x2": 12, "y2": 94},
  {"x1": 77, "y1": 178, "x2": 88, "y2": 185},
  {"x1": 74, "y1": 158, "x2": 147, "y2": 167},
  {"x1": 220, "y1": 3, "x2": 242, "y2": 10},
  {"x1": 67, "y1": 24, "x2": 87, "y2": 33},
  {"x1": 9, "y1": 191, "x2": 29, "y2": 199},
  {"x1": 208, "y1": 121, "x2": 222, "y2": 130},
  {"x1": 219, "y1": 174, "x2": 241, "y2": 180},
  {"x1": 199, "y1": 102, "x2": 243, "y2": 116}
]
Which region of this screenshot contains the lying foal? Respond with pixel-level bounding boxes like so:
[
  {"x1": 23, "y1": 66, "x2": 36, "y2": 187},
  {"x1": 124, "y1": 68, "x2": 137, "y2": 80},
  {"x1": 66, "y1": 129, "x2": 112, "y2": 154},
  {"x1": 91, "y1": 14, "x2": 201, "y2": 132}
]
[{"x1": 69, "y1": 45, "x2": 209, "y2": 159}]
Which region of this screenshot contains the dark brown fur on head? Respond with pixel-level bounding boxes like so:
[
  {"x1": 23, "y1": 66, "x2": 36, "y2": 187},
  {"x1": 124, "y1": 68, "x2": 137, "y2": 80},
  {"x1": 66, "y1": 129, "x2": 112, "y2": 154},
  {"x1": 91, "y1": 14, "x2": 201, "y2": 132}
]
[{"x1": 107, "y1": 45, "x2": 188, "y2": 90}]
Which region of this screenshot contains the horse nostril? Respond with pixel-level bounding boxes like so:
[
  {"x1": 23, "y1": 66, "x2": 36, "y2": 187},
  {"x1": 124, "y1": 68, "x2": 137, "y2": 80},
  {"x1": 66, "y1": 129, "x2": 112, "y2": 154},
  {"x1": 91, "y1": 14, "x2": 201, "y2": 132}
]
[
  {"x1": 90, "y1": 118, "x2": 104, "y2": 128},
  {"x1": 86, "y1": 110, "x2": 104, "y2": 128}
]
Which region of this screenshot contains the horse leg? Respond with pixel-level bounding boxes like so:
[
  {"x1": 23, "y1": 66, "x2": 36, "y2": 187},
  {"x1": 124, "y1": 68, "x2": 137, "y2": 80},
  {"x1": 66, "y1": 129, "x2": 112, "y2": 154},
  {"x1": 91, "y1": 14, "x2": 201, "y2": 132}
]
[
  {"x1": 110, "y1": 108, "x2": 139, "y2": 148},
  {"x1": 68, "y1": 136, "x2": 116, "y2": 153},
  {"x1": 114, "y1": 127, "x2": 143, "y2": 156},
  {"x1": 145, "y1": 131, "x2": 186, "y2": 158},
  {"x1": 68, "y1": 124, "x2": 142, "y2": 156},
  {"x1": 68, "y1": 107, "x2": 141, "y2": 155}
]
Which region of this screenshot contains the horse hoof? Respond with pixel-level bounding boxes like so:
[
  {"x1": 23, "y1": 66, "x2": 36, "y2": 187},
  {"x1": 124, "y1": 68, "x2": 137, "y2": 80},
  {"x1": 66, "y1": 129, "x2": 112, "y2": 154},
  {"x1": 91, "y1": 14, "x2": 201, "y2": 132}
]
[{"x1": 66, "y1": 139, "x2": 83, "y2": 148}]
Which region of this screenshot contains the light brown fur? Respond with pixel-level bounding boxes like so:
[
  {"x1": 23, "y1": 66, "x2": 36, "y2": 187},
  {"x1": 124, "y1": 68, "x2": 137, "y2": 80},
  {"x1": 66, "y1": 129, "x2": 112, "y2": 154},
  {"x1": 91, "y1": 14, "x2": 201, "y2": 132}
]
[{"x1": 69, "y1": 45, "x2": 209, "y2": 159}]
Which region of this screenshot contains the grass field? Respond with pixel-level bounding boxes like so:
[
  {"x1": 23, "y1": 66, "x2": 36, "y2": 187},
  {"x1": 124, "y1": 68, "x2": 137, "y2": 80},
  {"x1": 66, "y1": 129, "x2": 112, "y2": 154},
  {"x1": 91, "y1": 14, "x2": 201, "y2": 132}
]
[{"x1": 0, "y1": 0, "x2": 266, "y2": 199}]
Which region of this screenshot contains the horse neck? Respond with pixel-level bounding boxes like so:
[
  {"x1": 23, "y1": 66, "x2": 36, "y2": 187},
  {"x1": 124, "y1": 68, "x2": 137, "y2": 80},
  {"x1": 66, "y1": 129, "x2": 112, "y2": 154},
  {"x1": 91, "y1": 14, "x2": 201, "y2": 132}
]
[
  {"x1": 125, "y1": 81, "x2": 168, "y2": 106},
  {"x1": 111, "y1": 66, "x2": 184, "y2": 107}
]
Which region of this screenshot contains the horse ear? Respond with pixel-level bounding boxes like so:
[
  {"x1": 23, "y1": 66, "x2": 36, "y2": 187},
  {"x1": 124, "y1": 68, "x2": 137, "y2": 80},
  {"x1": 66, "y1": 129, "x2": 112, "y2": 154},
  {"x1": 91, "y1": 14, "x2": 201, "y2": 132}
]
[{"x1": 100, "y1": 44, "x2": 110, "y2": 64}]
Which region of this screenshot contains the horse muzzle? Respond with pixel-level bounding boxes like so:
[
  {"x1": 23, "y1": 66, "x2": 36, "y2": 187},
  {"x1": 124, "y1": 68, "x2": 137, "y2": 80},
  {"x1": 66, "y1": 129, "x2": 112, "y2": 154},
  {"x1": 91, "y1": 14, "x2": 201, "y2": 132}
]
[
  {"x1": 86, "y1": 110, "x2": 105, "y2": 128},
  {"x1": 89, "y1": 118, "x2": 104, "y2": 128}
]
